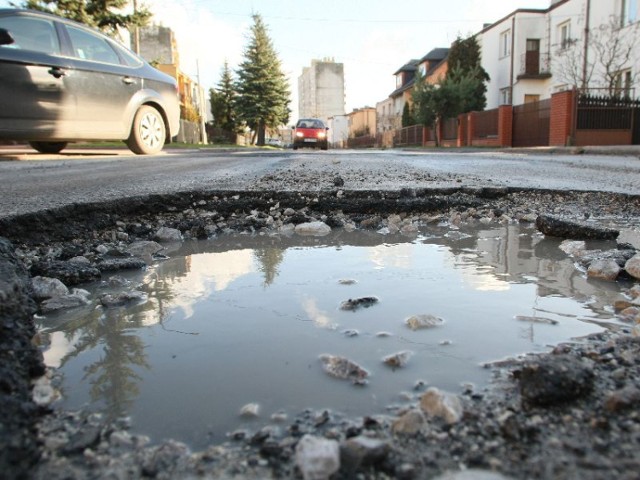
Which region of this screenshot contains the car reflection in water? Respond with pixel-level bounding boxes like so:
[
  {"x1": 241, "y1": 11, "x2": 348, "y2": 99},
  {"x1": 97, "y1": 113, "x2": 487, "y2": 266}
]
[{"x1": 0, "y1": 8, "x2": 180, "y2": 155}]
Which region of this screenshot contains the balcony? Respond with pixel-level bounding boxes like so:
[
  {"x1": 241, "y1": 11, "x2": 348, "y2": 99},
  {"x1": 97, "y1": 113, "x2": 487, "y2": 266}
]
[{"x1": 517, "y1": 51, "x2": 552, "y2": 80}]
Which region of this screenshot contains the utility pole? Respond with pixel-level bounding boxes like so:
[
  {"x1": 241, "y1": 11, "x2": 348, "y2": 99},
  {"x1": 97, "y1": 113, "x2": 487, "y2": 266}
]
[
  {"x1": 581, "y1": 0, "x2": 591, "y2": 91},
  {"x1": 196, "y1": 59, "x2": 208, "y2": 144}
]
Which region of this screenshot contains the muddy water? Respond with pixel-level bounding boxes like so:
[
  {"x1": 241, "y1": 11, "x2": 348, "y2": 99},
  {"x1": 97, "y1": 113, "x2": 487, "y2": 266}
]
[{"x1": 37, "y1": 223, "x2": 629, "y2": 448}]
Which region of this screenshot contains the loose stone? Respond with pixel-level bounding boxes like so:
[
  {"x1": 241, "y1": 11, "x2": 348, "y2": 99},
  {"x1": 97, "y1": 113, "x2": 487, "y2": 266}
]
[
  {"x1": 319, "y1": 354, "x2": 369, "y2": 384},
  {"x1": 420, "y1": 387, "x2": 463, "y2": 424},
  {"x1": 339, "y1": 296, "x2": 379, "y2": 311},
  {"x1": 382, "y1": 350, "x2": 413, "y2": 369},
  {"x1": 405, "y1": 314, "x2": 444, "y2": 330},
  {"x1": 625, "y1": 254, "x2": 640, "y2": 280},
  {"x1": 295, "y1": 434, "x2": 340, "y2": 480}
]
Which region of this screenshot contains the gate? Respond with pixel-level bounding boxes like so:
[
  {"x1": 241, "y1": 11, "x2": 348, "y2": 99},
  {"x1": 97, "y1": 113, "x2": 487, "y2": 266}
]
[
  {"x1": 576, "y1": 93, "x2": 639, "y2": 145},
  {"x1": 512, "y1": 99, "x2": 550, "y2": 147}
]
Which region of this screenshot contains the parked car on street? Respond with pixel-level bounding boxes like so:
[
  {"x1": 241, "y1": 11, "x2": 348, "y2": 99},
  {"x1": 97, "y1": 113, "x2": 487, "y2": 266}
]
[
  {"x1": 267, "y1": 137, "x2": 283, "y2": 147},
  {"x1": 292, "y1": 118, "x2": 329, "y2": 150},
  {"x1": 0, "y1": 8, "x2": 180, "y2": 154}
]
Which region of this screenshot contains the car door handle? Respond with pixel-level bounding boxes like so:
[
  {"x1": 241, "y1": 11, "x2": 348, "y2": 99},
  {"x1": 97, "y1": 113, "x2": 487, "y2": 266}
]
[
  {"x1": 47, "y1": 67, "x2": 65, "y2": 79},
  {"x1": 122, "y1": 76, "x2": 135, "y2": 85}
]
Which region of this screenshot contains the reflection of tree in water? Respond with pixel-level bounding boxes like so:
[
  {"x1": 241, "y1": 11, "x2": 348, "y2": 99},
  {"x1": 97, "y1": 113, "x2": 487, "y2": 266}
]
[
  {"x1": 81, "y1": 310, "x2": 149, "y2": 418},
  {"x1": 50, "y1": 266, "x2": 188, "y2": 420},
  {"x1": 253, "y1": 248, "x2": 284, "y2": 286}
]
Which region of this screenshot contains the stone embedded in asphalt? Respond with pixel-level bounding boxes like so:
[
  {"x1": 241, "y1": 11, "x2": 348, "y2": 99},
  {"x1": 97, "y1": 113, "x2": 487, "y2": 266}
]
[
  {"x1": 294, "y1": 221, "x2": 331, "y2": 236},
  {"x1": 339, "y1": 296, "x2": 379, "y2": 311},
  {"x1": 419, "y1": 387, "x2": 463, "y2": 424},
  {"x1": 126, "y1": 240, "x2": 164, "y2": 257},
  {"x1": 340, "y1": 435, "x2": 390, "y2": 473},
  {"x1": 517, "y1": 354, "x2": 595, "y2": 407},
  {"x1": 604, "y1": 386, "x2": 640, "y2": 413},
  {"x1": 626, "y1": 254, "x2": 640, "y2": 280},
  {"x1": 31, "y1": 276, "x2": 69, "y2": 300},
  {"x1": 405, "y1": 314, "x2": 444, "y2": 330},
  {"x1": 154, "y1": 226, "x2": 183, "y2": 242},
  {"x1": 295, "y1": 434, "x2": 340, "y2": 480},
  {"x1": 319, "y1": 354, "x2": 369, "y2": 384},
  {"x1": 97, "y1": 257, "x2": 147, "y2": 272},
  {"x1": 536, "y1": 214, "x2": 619, "y2": 240},
  {"x1": 30, "y1": 260, "x2": 101, "y2": 286},
  {"x1": 587, "y1": 259, "x2": 621, "y2": 281}
]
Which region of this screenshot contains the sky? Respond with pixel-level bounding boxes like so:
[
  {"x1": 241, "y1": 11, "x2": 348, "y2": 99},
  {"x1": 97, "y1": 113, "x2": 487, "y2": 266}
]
[{"x1": 4, "y1": 0, "x2": 552, "y2": 120}]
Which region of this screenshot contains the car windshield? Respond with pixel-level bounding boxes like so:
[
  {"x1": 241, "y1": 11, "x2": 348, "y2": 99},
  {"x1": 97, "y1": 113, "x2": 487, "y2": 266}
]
[{"x1": 297, "y1": 120, "x2": 324, "y2": 129}]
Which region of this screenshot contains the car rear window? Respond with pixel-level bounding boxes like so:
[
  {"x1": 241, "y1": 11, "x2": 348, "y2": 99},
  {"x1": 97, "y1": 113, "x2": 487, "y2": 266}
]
[
  {"x1": 0, "y1": 15, "x2": 60, "y2": 55},
  {"x1": 66, "y1": 24, "x2": 120, "y2": 64}
]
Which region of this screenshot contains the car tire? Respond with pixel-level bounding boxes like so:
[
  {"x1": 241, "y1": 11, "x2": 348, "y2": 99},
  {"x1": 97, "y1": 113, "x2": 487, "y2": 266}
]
[
  {"x1": 126, "y1": 105, "x2": 166, "y2": 155},
  {"x1": 29, "y1": 141, "x2": 68, "y2": 154},
  {"x1": 293, "y1": 145, "x2": 298, "y2": 150}
]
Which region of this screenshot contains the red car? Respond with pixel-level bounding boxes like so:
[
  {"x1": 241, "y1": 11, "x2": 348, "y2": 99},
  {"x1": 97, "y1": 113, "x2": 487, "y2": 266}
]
[{"x1": 292, "y1": 118, "x2": 329, "y2": 150}]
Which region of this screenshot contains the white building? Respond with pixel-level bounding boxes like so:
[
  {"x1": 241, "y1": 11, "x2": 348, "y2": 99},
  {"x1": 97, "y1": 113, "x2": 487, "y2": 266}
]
[
  {"x1": 479, "y1": 0, "x2": 640, "y2": 109},
  {"x1": 327, "y1": 114, "x2": 349, "y2": 148},
  {"x1": 298, "y1": 59, "x2": 346, "y2": 124}
]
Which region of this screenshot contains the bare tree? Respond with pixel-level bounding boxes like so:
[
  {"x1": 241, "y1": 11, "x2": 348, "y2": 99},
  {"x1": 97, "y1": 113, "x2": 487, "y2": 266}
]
[{"x1": 554, "y1": 15, "x2": 639, "y2": 96}]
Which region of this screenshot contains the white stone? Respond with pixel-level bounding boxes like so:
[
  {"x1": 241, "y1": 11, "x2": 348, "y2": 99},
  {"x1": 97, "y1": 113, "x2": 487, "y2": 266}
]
[
  {"x1": 420, "y1": 387, "x2": 463, "y2": 424},
  {"x1": 239, "y1": 403, "x2": 260, "y2": 417},
  {"x1": 587, "y1": 259, "x2": 621, "y2": 281},
  {"x1": 625, "y1": 254, "x2": 640, "y2": 280},
  {"x1": 31, "y1": 276, "x2": 68, "y2": 300},
  {"x1": 294, "y1": 221, "x2": 331, "y2": 236},
  {"x1": 295, "y1": 434, "x2": 340, "y2": 480},
  {"x1": 559, "y1": 240, "x2": 586, "y2": 256},
  {"x1": 127, "y1": 241, "x2": 164, "y2": 257},
  {"x1": 392, "y1": 409, "x2": 425, "y2": 436}
]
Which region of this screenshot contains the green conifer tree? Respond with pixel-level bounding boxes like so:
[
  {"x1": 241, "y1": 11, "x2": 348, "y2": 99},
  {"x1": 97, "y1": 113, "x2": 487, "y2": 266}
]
[
  {"x1": 22, "y1": 0, "x2": 150, "y2": 36},
  {"x1": 210, "y1": 60, "x2": 239, "y2": 133},
  {"x1": 234, "y1": 14, "x2": 290, "y2": 146}
]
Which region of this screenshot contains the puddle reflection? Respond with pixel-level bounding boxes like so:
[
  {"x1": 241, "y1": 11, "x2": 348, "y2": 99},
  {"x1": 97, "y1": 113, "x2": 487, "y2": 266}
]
[{"x1": 37, "y1": 224, "x2": 627, "y2": 448}]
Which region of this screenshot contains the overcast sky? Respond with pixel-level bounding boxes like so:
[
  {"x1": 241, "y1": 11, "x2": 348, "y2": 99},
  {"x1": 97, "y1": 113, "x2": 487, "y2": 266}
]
[{"x1": 4, "y1": 0, "x2": 552, "y2": 119}]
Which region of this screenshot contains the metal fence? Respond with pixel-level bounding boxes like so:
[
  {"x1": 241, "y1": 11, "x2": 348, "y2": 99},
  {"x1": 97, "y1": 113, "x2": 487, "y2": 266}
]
[
  {"x1": 512, "y1": 99, "x2": 551, "y2": 147},
  {"x1": 576, "y1": 94, "x2": 637, "y2": 130},
  {"x1": 473, "y1": 108, "x2": 499, "y2": 139},
  {"x1": 394, "y1": 125, "x2": 424, "y2": 146}
]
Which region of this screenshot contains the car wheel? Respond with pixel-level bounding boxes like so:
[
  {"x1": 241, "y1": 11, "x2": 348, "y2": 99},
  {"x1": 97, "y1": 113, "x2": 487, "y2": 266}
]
[
  {"x1": 126, "y1": 105, "x2": 166, "y2": 155},
  {"x1": 29, "y1": 141, "x2": 68, "y2": 154},
  {"x1": 293, "y1": 145, "x2": 298, "y2": 150}
]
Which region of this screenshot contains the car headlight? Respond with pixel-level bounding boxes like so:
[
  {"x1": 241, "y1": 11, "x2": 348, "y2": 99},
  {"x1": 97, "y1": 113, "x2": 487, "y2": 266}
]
[
  {"x1": 296, "y1": 132, "x2": 304, "y2": 138},
  {"x1": 317, "y1": 132, "x2": 326, "y2": 139}
]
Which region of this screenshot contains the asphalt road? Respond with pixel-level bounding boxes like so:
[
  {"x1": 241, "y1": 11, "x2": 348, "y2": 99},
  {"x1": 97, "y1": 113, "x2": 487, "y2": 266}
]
[{"x1": 1, "y1": 146, "x2": 639, "y2": 219}]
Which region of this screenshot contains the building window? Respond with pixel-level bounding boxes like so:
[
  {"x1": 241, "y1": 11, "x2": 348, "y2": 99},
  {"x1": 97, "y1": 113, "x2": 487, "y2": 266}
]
[
  {"x1": 620, "y1": 0, "x2": 638, "y2": 26},
  {"x1": 499, "y1": 29, "x2": 511, "y2": 58},
  {"x1": 558, "y1": 21, "x2": 571, "y2": 49},
  {"x1": 614, "y1": 69, "x2": 633, "y2": 96},
  {"x1": 500, "y1": 87, "x2": 512, "y2": 105}
]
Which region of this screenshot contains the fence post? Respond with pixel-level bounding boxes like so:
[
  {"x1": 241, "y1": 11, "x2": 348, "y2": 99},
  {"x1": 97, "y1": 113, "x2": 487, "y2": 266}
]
[
  {"x1": 498, "y1": 105, "x2": 513, "y2": 147},
  {"x1": 457, "y1": 114, "x2": 467, "y2": 147},
  {"x1": 467, "y1": 112, "x2": 475, "y2": 146},
  {"x1": 549, "y1": 89, "x2": 577, "y2": 146}
]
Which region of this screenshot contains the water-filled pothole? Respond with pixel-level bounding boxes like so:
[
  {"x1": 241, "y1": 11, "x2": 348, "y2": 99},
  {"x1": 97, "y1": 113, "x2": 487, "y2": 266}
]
[{"x1": 37, "y1": 223, "x2": 628, "y2": 448}]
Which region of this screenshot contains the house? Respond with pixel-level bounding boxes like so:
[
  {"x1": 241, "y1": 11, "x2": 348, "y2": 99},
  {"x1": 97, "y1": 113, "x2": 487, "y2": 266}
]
[
  {"x1": 479, "y1": 0, "x2": 640, "y2": 109},
  {"x1": 347, "y1": 107, "x2": 377, "y2": 139},
  {"x1": 388, "y1": 48, "x2": 449, "y2": 130}
]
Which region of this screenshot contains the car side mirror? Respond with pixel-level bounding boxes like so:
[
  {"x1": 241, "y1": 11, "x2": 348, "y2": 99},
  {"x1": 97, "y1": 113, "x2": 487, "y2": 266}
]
[
  {"x1": 0, "y1": 28, "x2": 15, "y2": 46},
  {"x1": 291, "y1": 125, "x2": 295, "y2": 130}
]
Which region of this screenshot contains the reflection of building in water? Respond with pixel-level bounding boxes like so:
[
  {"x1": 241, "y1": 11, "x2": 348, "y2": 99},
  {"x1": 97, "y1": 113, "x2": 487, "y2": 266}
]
[{"x1": 465, "y1": 225, "x2": 621, "y2": 315}]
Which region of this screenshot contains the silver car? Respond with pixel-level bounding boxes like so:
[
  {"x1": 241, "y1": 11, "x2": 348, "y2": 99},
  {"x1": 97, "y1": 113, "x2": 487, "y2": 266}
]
[{"x1": 0, "y1": 8, "x2": 180, "y2": 154}]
